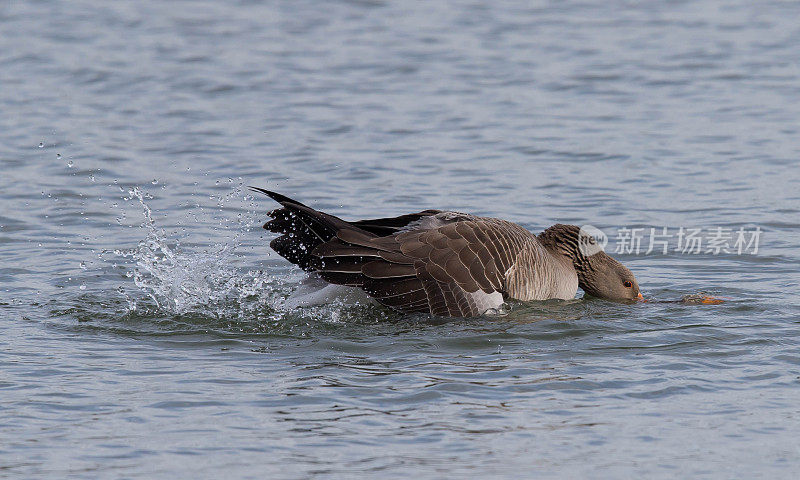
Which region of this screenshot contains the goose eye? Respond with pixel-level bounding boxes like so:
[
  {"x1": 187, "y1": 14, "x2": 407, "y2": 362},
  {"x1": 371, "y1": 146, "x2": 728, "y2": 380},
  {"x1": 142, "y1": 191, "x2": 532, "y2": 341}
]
[{"x1": 623, "y1": 281, "x2": 633, "y2": 288}]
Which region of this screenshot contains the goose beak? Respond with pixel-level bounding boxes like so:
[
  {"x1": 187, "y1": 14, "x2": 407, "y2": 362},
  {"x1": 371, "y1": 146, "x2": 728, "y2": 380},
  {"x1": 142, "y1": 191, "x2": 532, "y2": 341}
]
[
  {"x1": 699, "y1": 296, "x2": 725, "y2": 304},
  {"x1": 637, "y1": 292, "x2": 644, "y2": 301}
]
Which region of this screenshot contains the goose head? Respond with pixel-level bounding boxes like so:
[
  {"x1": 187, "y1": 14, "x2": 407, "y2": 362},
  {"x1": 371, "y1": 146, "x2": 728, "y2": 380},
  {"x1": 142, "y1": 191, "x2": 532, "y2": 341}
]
[{"x1": 538, "y1": 224, "x2": 643, "y2": 302}]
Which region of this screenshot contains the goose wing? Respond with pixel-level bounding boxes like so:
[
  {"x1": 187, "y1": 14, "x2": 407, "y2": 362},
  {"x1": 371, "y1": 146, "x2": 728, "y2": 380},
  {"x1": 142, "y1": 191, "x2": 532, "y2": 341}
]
[{"x1": 313, "y1": 217, "x2": 537, "y2": 317}]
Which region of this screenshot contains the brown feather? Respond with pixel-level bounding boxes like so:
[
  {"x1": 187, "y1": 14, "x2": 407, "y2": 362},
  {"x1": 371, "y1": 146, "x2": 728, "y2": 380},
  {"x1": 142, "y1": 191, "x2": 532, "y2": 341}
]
[
  {"x1": 318, "y1": 271, "x2": 365, "y2": 287},
  {"x1": 441, "y1": 224, "x2": 462, "y2": 240},
  {"x1": 363, "y1": 277, "x2": 424, "y2": 298},
  {"x1": 399, "y1": 239, "x2": 432, "y2": 258},
  {"x1": 372, "y1": 289, "x2": 428, "y2": 308},
  {"x1": 362, "y1": 261, "x2": 416, "y2": 279},
  {"x1": 377, "y1": 250, "x2": 413, "y2": 264},
  {"x1": 312, "y1": 241, "x2": 381, "y2": 258},
  {"x1": 306, "y1": 256, "x2": 366, "y2": 273}
]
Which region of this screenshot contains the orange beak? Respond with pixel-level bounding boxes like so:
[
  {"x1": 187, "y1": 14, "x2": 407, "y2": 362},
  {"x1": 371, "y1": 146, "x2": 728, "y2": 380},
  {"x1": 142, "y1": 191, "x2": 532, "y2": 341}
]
[
  {"x1": 699, "y1": 296, "x2": 725, "y2": 305},
  {"x1": 637, "y1": 292, "x2": 644, "y2": 301}
]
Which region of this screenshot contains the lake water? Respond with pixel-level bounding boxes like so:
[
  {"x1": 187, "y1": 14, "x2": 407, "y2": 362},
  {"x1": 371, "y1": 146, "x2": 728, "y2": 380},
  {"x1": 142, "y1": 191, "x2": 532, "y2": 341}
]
[{"x1": 2, "y1": 0, "x2": 799, "y2": 477}]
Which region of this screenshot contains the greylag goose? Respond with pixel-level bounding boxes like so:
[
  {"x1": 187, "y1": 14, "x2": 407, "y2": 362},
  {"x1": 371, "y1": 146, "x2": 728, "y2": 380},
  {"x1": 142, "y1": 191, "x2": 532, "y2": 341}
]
[{"x1": 251, "y1": 188, "x2": 642, "y2": 317}]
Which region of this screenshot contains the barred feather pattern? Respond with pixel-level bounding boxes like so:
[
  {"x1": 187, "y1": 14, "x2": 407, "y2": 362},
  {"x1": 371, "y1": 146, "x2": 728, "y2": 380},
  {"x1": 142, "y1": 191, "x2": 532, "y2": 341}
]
[{"x1": 253, "y1": 188, "x2": 581, "y2": 317}]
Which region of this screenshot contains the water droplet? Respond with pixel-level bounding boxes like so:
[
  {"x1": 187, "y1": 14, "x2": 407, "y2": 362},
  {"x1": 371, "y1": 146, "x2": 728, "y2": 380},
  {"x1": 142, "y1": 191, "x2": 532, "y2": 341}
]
[
  {"x1": 67, "y1": 160, "x2": 73, "y2": 168},
  {"x1": 89, "y1": 174, "x2": 95, "y2": 182},
  {"x1": 79, "y1": 261, "x2": 87, "y2": 270},
  {"x1": 56, "y1": 153, "x2": 62, "y2": 159},
  {"x1": 151, "y1": 179, "x2": 159, "y2": 185},
  {"x1": 79, "y1": 284, "x2": 86, "y2": 291},
  {"x1": 38, "y1": 142, "x2": 44, "y2": 148}
]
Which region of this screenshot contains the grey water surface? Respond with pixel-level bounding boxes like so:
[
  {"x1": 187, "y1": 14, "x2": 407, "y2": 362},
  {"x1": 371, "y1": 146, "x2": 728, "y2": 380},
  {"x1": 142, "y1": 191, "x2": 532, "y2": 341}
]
[{"x1": 2, "y1": 0, "x2": 800, "y2": 478}]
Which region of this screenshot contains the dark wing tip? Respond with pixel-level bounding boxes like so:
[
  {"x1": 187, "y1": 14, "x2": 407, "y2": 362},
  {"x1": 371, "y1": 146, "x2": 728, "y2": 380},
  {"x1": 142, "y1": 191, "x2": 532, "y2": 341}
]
[{"x1": 248, "y1": 186, "x2": 309, "y2": 208}]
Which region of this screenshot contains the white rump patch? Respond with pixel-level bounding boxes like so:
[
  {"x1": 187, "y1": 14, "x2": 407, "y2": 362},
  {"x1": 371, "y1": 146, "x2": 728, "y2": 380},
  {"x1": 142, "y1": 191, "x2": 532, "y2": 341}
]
[
  {"x1": 284, "y1": 276, "x2": 375, "y2": 309},
  {"x1": 469, "y1": 290, "x2": 505, "y2": 315}
]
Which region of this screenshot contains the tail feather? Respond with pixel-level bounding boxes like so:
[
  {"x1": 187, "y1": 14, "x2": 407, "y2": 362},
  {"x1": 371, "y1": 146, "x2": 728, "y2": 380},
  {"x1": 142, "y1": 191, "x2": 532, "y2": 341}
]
[
  {"x1": 251, "y1": 187, "x2": 432, "y2": 314},
  {"x1": 251, "y1": 187, "x2": 352, "y2": 270},
  {"x1": 248, "y1": 187, "x2": 310, "y2": 208}
]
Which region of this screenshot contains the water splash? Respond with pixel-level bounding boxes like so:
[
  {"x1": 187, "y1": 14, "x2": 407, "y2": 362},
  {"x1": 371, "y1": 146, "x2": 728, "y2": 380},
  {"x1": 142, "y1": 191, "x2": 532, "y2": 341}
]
[
  {"x1": 114, "y1": 186, "x2": 283, "y2": 318},
  {"x1": 103, "y1": 185, "x2": 394, "y2": 328}
]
